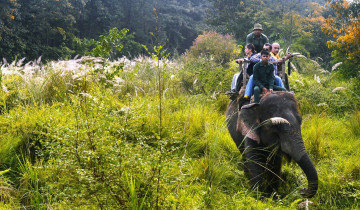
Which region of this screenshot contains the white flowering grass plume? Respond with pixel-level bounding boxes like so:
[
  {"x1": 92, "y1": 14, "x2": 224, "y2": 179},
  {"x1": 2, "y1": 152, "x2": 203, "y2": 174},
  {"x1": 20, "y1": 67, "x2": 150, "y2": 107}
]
[{"x1": 0, "y1": 56, "x2": 179, "y2": 104}]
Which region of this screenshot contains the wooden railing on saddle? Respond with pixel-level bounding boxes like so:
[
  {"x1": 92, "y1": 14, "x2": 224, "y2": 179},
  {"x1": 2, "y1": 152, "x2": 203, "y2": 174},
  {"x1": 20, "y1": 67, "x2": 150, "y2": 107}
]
[{"x1": 239, "y1": 59, "x2": 291, "y2": 92}]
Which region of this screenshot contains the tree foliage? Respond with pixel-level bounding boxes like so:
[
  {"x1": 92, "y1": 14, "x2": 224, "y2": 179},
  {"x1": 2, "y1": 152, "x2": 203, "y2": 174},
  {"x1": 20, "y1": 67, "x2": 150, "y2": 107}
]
[
  {"x1": 87, "y1": 28, "x2": 129, "y2": 59},
  {"x1": 206, "y1": 0, "x2": 332, "y2": 67},
  {"x1": 322, "y1": 0, "x2": 360, "y2": 77},
  {"x1": 0, "y1": 0, "x2": 353, "y2": 76},
  {"x1": 0, "y1": 0, "x2": 210, "y2": 61},
  {"x1": 0, "y1": 0, "x2": 25, "y2": 60}
]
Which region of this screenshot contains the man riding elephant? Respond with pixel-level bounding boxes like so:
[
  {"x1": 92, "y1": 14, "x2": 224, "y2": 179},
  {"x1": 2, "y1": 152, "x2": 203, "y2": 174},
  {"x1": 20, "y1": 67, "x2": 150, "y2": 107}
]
[
  {"x1": 246, "y1": 23, "x2": 269, "y2": 53},
  {"x1": 252, "y1": 50, "x2": 286, "y2": 103}
]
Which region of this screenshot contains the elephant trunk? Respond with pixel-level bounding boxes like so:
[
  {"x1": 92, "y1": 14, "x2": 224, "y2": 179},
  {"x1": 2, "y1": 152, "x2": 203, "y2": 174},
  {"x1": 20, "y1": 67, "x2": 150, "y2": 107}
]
[
  {"x1": 280, "y1": 128, "x2": 318, "y2": 198},
  {"x1": 296, "y1": 153, "x2": 318, "y2": 198}
]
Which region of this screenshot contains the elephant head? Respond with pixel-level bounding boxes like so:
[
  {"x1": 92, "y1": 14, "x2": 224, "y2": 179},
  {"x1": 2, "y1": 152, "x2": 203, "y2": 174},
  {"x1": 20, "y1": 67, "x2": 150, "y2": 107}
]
[{"x1": 227, "y1": 92, "x2": 318, "y2": 198}]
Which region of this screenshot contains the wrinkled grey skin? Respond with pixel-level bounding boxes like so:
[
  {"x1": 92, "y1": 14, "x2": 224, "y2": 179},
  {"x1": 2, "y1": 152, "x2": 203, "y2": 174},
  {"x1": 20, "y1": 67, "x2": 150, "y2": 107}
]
[{"x1": 226, "y1": 92, "x2": 318, "y2": 198}]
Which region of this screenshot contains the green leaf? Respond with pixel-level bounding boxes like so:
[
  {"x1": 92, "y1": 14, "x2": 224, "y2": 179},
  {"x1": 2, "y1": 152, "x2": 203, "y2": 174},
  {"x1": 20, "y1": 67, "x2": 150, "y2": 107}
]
[{"x1": 0, "y1": 168, "x2": 10, "y2": 175}]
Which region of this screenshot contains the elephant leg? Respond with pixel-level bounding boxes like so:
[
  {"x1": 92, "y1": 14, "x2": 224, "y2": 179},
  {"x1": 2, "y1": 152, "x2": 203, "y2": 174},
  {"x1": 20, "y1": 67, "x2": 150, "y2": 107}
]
[{"x1": 243, "y1": 138, "x2": 267, "y2": 193}]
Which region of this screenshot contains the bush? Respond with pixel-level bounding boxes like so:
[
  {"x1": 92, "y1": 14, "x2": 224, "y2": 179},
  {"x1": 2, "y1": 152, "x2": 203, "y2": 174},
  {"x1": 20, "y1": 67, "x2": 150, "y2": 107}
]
[
  {"x1": 185, "y1": 31, "x2": 240, "y2": 66},
  {"x1": 80, "y1": 28, "x2": 144, "y2": 60},
  {"x1": 289, "y1": 72, "x2": 356, "y2": 115},
  {"x1": 179, "y1": 32, "x2": 240, "y2": 94}
]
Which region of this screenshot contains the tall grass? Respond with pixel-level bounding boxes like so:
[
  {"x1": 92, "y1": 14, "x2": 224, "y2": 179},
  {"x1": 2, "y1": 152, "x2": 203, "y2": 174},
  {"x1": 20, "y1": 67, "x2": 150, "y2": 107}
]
[
  {"x1": 126, "y1": 174, "x2": 147, "y2": 210},
  {"x1": 348, "y1": 111, "x2": 360, "y2": 137},
  {"x1": 0, "y1": 169, "x2": 18, "y2": 208},
  {"x1": 0, "y1": 56, "x2": 359, "y2": 209},
  {"x1": 17, "y1": 156, "x2": 44, "y2": 209}
]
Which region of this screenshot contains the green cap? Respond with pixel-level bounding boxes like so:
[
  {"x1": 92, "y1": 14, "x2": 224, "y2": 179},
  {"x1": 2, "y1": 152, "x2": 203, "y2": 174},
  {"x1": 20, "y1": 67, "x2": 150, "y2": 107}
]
[{"x1": 253, "y1": 23, "x2": 263, "y2": 30}]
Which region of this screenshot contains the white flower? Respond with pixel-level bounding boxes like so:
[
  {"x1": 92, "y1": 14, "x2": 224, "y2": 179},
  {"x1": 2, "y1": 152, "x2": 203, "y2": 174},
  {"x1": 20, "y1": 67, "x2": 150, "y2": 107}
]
[
  {"x1": 310, "y1": 59, "x2": 320, "y2": 66},
  {"x1": 79, "y1": 92, "x2": 93, "y2": 99},
  {"x1": 320, "y1": 69, "x2": 330, "y2": 74},
  {"x1": 314, "y1": 74, "x2": 320, "y2": 83},
  {"x1": 113, "y1": 76, "x2": 125, "y2": 84},
  {"x1": 295, "y1": 80, "x2": 304, "y2": 86},
  {"x1": 290, "y1": 62, "x2": 297, "y2": 72},
  {"x1": 2, "y1": 85, "x2": 8, "y2": 93},
  {"x1": 317, "y1": 103, "x2": 328, "y2": 107},
  {"x1": 120, "y1": 106, "x2": 130, "y2": 113},
  {"x1": 332, "y1": 87, "x2": 346, "y2": 92},
  {"x1": 332, "y1": 62, "x2": 342, "y2": 71}
]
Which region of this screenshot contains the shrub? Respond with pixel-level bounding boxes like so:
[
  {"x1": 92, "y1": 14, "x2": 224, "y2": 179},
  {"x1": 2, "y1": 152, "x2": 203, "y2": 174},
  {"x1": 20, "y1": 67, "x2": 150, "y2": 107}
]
[
  {"x1": 179, "y1": 32, "x2": 239, "y2": 95},
  {"x1": 289, "y1": 72, "x2": 356, "y2": 115},
  {"x1": 81, "y1": 28, "x2": 143, "y2": 60},
  {"x1": 185, "y1": 31, "x2": 239, "y2": 66}
]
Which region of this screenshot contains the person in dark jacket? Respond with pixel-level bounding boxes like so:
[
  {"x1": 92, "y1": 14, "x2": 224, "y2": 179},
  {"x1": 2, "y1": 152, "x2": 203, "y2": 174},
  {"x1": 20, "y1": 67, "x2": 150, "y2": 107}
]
[
  {"x1": 246, "y1": 23, "x2": 269, "y2": 53},
  {"x1": 244, "y1": 43, "x2": 285, "y2": 99},
  {"x1": 253, "y1": 50, "x2": 286, "y2": 103}
]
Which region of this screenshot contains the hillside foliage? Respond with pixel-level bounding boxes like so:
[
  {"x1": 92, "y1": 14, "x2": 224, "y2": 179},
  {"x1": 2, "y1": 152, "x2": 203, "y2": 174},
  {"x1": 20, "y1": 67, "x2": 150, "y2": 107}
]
[{"x1": 0, "y1": 0, "x2": 210, "y2": 61}]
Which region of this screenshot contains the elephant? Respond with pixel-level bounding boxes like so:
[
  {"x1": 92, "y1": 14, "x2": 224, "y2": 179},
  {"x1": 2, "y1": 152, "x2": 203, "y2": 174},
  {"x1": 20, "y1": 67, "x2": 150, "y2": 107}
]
[{"x1": 226, "y1": 91, "x2": 318, "y2": 198}]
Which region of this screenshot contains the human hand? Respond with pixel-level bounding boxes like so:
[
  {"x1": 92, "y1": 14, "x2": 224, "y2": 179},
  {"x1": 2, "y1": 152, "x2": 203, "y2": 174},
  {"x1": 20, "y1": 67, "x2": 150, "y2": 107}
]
[
  {"x1": 262, "y1": 87, "x2": 268, "y2": 94},
  {"x1": 236, "y1": 58, "x2": 244, "y2": 64},
  {"x1": 285, "y1": 53, "x2": 293, "y2": 60}
]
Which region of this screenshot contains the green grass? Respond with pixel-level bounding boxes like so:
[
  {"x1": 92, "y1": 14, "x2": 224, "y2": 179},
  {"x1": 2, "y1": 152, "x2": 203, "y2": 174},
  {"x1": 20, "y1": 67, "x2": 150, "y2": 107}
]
[{"x1": 0, "y1": 56, "x2": 359, "y2": 209}]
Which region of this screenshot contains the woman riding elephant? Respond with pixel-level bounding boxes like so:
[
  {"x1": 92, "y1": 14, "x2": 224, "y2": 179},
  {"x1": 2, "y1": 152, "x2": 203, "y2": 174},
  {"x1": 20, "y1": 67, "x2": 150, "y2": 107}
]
[{"x1": 226, "y1": 91, "x2": 318, "y2": 198}]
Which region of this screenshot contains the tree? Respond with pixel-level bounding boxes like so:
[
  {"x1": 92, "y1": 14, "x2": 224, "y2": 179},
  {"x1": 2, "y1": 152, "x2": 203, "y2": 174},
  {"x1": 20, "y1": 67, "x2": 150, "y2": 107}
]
[
  {"x1": 0, "y1": 0, "x2": 211, "y2": 61},
  {"x1": 322, "y1": 0, "x2": 360, "y2": 77},
  {"x1": 206, "y1": 0, "x2": 255, "y2": 41},
  {"x1": 206, "y1": 0, "x2": 327, "y2": 44},
  {"x1": 156, "y1": 0, "x2": 210, "y2": 54},
  {"x1": 9, "y1": 0, "x2": 82, "y2": 60},
  {"x1": 0, "y1": 0, "x2": 26, "y2": 61},
  {"x1": 206, "y1": 0, "x2": 332, "y2": 68}
]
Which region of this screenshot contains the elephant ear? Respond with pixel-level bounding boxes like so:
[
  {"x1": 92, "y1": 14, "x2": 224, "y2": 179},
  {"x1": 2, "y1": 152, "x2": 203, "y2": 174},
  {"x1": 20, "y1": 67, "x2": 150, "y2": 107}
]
[{"x1": 237, "y1": 103, "x2": 260, "y2": 143}]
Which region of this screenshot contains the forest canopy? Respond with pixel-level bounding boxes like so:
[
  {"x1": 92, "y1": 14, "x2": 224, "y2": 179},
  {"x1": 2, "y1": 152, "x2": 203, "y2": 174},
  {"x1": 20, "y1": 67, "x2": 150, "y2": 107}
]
[
  {"x1": 0, "y1": 0, "x2": 210, "y2": 60},
  {"x1": 0, "y1": 0, "x2": 359, "y2": 77}
]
